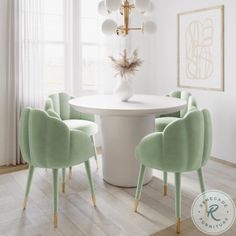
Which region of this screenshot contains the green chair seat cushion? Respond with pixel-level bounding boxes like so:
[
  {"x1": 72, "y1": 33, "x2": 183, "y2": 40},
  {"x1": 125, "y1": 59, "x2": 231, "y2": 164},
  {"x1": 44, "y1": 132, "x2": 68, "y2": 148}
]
[
  {"x1": 155, "y1": 117, "x2": 179, "y2": 132},
  {"x1": 63, "y1": 119, "x2": 98, "y2": 136}
]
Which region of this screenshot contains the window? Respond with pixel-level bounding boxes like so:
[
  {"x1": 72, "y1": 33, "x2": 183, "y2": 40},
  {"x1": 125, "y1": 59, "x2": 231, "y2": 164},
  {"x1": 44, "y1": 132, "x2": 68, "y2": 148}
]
[
  {"x1": 36, "y1": 0, "x2": 100, "y2": 95},
  {"x1": 80, "y1": 0, "x2": 100, "y2": 91},
  {"x1": 42, "y1": 0, "x2": 65, "y2": 95}
]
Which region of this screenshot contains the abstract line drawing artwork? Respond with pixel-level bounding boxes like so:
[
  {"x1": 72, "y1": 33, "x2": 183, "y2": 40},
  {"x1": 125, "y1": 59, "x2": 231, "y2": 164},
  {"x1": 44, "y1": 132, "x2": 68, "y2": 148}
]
[
  {"x1": 186, "y1": 19, "x2": 214, "y2": 80},
  {"x1": 178, "y1": 6, "x2": 224, "y2": 91}
]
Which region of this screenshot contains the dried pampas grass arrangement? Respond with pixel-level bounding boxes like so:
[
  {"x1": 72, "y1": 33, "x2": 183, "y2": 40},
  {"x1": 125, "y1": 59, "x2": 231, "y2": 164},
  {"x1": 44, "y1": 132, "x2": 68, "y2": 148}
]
[{"x1": 109, "y1": 49, "x2": 143, "y2": 80}]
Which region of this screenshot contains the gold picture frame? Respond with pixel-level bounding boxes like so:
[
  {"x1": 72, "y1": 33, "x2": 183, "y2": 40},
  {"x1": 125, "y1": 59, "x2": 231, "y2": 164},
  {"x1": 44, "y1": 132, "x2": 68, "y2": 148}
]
[{"x1": 177, "y1": 5, "x2": 224, "y2": 91}]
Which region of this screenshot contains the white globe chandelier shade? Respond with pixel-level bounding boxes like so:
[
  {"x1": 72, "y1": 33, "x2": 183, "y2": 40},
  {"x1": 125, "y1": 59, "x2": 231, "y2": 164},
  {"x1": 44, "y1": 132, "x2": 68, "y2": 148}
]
[
  {"x1": 98, "y1": 1, "x2": 110, "y2": 16},
  {"x1": 135, "y1": 0, "x2": 150, "y2": 11},
  {"x1": 105, "y1": 0, "x2": 121, "y2": 12},
  {"x1": 143, "y1": 21, "x2": 157, "y2": 34},
  {"x1": 102, "y1": 19, "x2": 117, "y2": 35},
  {"x1": 98, "y1": 0, "x2": 157, "y2": 36}
]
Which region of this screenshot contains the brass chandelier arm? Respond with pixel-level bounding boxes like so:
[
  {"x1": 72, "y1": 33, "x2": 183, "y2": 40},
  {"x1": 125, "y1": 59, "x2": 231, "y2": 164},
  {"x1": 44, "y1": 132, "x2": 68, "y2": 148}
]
[
  {"x1": 114, "y1": 0, "x2": 154, "y2": 36},
  {"x1": 123, "y1": 0, "x2": 130, "y2": 35},
  {"x1": 128, "y1": 27, "x2": 142, "y2": 31},
  {"x1": 100, "y1": 0, "x2": 156, "y2": 36},
  {"x1": 119, "y1": 0, "x2": 144, "y2": 35},
  {"x1": 120, "y1": 4, "x2": 135, "y2": 12},
  {"x1": 117, "y1": 26, "x2": 142, "y2": 31},
  {"x1": 116, "y1": 26, "x2": 142, "y2": 36}
]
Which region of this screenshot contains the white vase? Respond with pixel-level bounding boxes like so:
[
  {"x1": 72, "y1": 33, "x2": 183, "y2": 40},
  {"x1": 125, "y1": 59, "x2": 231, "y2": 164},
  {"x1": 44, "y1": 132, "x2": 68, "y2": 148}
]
[{"x1": 113, "y1": 78, "x2": 134, "y2": 102}]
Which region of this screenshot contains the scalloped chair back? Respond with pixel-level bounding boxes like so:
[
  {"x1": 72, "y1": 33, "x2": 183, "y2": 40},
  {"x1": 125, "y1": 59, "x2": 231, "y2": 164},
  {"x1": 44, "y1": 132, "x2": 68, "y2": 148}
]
[
  {"x1": 44, "y1": 92, "x2": 99, "y2": 178},
  {"x1": 163, "y1": 90, "x2": 197, "y2": 118},
  {"x1": 162, "y1": 109, "x2": 212, "y2": 172},
  {"x1": 137, "y1": 109, "x2": 212, "y2": 172},
  {"x1": 45, "y1": 92, "x2": 94, "y2": 121},
  {"x1": 20, "y1": 108, "x2": 70, "y2": 168}
]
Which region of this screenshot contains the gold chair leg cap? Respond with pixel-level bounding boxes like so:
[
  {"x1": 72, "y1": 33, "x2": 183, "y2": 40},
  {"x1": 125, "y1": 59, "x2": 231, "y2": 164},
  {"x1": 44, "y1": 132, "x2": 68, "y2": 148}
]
[
  {"x1": 62, "y1": 182, "x2": 65, "y2": 193},
  {"x1": 134, "y1": 199, "x2": 139, "y2": 212},
  {"x1": 176, "y1": 218, "x2": 181, "y2": 234},
  {"x1": 54, "y1": 213, "x2": 58, "y2": 228},
  {"x1": 164, "y1": 185, "x2": 168, "y2": 196},
  {"x1": 23, "y1": 198, "x2": 28, "y2": 210},
  {"x1": 92, "y1": 194, "x2": 96, "y2": 207}
]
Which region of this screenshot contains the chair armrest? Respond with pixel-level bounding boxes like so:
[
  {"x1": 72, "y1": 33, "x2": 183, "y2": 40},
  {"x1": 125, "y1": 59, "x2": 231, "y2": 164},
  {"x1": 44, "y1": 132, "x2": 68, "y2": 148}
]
[
  {"x1": 44, "y1": 98, "x2": 53, "y2": 111},
  {"x1": 187, "y1": 96, "x2": 198, "y2": 112},
  {"x1": 70, "y1": 130, "x2": 95, "y2": 166},
  {"x1": 47, "y1": 109, "x2": 61, "y2": 119},
  {"x1": 70, "y1": 105, "x2": 95, "y2": 122},
  {"x1": 135, "y1": 132, "x2": 163, "y2": 169}
]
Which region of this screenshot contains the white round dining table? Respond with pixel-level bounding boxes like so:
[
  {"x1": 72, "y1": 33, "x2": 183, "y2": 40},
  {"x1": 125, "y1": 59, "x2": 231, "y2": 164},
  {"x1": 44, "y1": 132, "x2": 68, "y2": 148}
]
[{"x1": 70, "y1": 94, "x2": 186, "y2": 187}]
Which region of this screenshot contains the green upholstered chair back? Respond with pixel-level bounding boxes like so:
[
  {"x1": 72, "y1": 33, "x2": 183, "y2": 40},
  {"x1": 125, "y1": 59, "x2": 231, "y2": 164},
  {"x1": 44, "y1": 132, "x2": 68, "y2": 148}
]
[
  {"x1": 136, "y1": 109, "x2": 212, "y2": 173},
  {"x1": 19, "y1": 108, "x2": 70, "y2": 168},
  {"x1": 45, "y1": 92, "x2": 94, "y2": 121},
  {"x1": 163, "y1": 90, "x2": 197, "y2": 118},
  {"x1": 163, "y1": 109, "x2": 212, "y2": 171}
]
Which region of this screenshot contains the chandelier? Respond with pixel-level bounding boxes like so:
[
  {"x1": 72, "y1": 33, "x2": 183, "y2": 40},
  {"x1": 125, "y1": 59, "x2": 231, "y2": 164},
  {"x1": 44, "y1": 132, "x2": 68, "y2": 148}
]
[{"x1": 98, "y1": 0, "x2": 157, "y2": 36}]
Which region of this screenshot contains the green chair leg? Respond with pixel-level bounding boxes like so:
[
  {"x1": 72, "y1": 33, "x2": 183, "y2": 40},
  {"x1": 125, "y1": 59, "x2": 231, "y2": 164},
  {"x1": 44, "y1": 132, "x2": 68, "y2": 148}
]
[
  {"x1": 62, "y1": 168, "x2": 66, "y2": 193},
  {"x1": 84, "y1": 160, "x2": 96, "y2": 207},
  {"x1": 134, "y1": 164, "x2": 146, "y2": 212},
  {"x1": 23, "y1": 165, "x2": 34, "y2": 210},
  {"x1": 175, "y1": 172, "x2": 181, "y2": 234},
  {"x1": 91, "y1": 136, "x2": 98, "y2": 169},
  {"x1": 163, "y1": 171, "x2": 168, "y2": 196},
  {"x1": 52, "y1": 169, "x2": 59, "y2": 228},
  {"x1": 197, "y1": 168, "x2": 208, "y2": 212},
  {"x1": 197, "y1": 168, "x2": 205, "y2": 193},
  {"x1": 69, "y1": 166, "x2": 72, "y2": 179}
]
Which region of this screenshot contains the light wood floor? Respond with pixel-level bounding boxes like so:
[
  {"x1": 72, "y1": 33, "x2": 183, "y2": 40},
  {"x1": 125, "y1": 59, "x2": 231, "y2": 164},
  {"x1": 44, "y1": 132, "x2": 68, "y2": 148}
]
[
  {"x1": 152, "y1": 198, "x2": 236, "y2": 236},
  {"x1": 0, "y1": 157, "x2": 236, "y2": 236}
]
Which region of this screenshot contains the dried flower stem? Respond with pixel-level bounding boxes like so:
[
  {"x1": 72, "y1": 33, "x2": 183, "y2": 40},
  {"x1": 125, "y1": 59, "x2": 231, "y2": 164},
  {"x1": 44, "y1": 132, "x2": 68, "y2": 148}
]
[{"x1": 109, "y1": 49, "x2": 143, "y2": 80}]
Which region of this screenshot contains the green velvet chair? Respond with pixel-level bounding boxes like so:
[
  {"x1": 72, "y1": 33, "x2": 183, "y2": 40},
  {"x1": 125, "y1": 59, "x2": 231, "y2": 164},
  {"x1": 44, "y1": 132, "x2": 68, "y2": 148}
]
[
  {"x1": 134, "y1": 109, "x2": 212, "y2": 234},
  {"x1": 19, "y1": 108, "x2": 96, "y2": 228},
  {"x1": 45, "y1": 92, "x2": 98, "y2": 192},
  {"x1": 155, "y1": 90, "x2": 197, "y2": 196}
]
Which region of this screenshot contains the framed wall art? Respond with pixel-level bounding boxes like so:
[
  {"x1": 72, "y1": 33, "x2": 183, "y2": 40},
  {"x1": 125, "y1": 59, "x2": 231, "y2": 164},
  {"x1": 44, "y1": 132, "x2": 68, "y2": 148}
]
[{"x1": 177, "y1": 5, "x2": 224, "y2": 91}]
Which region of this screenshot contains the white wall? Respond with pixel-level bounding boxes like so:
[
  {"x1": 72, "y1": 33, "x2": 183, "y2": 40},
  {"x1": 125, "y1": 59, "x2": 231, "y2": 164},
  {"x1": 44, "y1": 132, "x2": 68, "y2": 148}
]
[
  {"x1": 128, "y1": 9, "x2": 158, "y2": 94},
  {"x1": 153, "y1": 0, "x2": 236, "y2": 163}
]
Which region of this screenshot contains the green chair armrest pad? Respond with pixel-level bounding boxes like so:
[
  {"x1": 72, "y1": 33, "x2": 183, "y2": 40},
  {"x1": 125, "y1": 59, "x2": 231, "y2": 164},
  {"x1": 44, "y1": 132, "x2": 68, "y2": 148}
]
[
  {"x1": 47, "y1": 109, "x2": 61, "y2": 120},
  {"x1": 155, "y1": 117, "x2": 179, "y2": 132},
  {"x1": 70, "y1": 130, "x2": 95, "y2": 166}
]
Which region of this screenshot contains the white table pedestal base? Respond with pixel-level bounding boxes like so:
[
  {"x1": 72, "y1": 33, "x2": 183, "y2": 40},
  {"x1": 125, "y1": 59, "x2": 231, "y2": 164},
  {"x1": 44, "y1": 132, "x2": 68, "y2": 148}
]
[
  {"x1": 100, "y1": 115, "x2": 154, "y2": 187},
  {"x1": 70, "y1": 95, "x2": 186, "y2": 187}
]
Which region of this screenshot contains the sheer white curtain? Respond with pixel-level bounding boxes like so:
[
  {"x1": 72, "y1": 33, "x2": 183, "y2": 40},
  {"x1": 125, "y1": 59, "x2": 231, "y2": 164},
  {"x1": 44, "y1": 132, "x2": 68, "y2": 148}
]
[
  {"x1": 0, "y1": 0, "x2": 75, "y2": 165},
  {"x1": 0, "y1": 0, "x2": 45, "y2": 165},
  {"x1": 0, "y1": 0, "x2": 20, "y2": 165},
  {"x1": 64, "y1": 0, "x2": 74, "y2": 94},
  {"x1": 19, "y1": 0, "x2": 44, "y2": 108}
]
